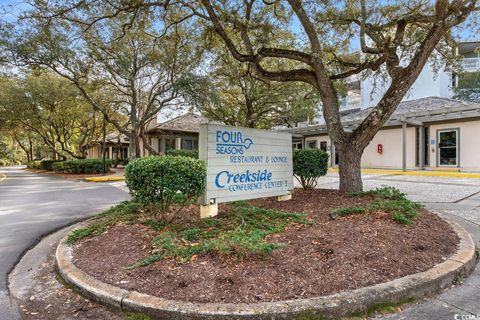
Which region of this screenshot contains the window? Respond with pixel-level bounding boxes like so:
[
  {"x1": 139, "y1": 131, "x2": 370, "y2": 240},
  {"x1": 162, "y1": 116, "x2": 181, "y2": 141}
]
[
  {"x1": 293, "y1": 142, "x2": 303, "y2": 150},
  {"x1": 182, "y1": 139, "x2": 198, "y2": 150},
  {"x1": 122, "y1": 147, "x2": 128, "y2": 159},
  {"x1": 165, "y1": 138, "x2": 175, "y2": 152},
  {"x1": 438, "y1": 129, "x2": 459, "y2": 166},
  {"x1": 307, "y1": 140, "x2": 317, "y2": 149},
  {"x1": 320, "y1": 141, "x2": 327, "y2": 152}
]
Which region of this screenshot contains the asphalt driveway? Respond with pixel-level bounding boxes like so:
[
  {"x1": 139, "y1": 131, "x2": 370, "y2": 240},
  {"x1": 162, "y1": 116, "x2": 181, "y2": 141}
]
[{"x1": 0, "y1": 166, "x2": 129, "y2": 319}]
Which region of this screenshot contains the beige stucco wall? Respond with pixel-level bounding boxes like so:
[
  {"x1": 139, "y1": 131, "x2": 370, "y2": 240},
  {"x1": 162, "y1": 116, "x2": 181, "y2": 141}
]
[
  {"x1": 305, "y1": 127, "x2": 418, "y2": 169},
  {"x1": 429, "y1": 121, "x2": 480, "y2": 171},
  {"x1": 86, "y1": 145, "x2": 100, "y2": 159},
  {"x1": 361, "y1": 127, "x2": 417, "y2": 169},
  {"x1": 303, "y1": 119, "x2": 480, "y2": 171}
]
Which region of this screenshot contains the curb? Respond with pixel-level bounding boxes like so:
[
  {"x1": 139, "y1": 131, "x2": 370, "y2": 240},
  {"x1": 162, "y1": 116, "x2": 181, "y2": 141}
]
[
  {"x1": 328, "y1": 168, "x2": 480, "y2": 179},
  {"x1": 56, "y1": 213, "x2": 477, "y2": 320},
  {"x1": 84, "y1": 176, "x2": 125, "y2": 182}
]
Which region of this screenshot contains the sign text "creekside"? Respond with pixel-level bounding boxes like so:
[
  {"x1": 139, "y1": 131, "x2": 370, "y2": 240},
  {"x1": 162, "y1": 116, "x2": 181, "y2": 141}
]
[{"x1": 215, "y1": 169, "x2": 272, "y2": 188}]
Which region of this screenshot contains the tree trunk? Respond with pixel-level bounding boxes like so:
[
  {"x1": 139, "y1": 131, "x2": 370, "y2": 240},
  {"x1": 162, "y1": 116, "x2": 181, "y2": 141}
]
[
  {"x1": 337, "y1": 144, "x2": 363, "y2": 193},
  {"x1": 245, "y1": 99, "x2": 255, "y2": 128},
  {"x1": 128, "y1": 132, "x2": 142, "y2": 158}
]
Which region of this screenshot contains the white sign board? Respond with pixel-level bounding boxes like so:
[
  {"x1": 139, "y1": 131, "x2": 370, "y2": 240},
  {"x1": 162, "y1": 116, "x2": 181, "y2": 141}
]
[{"x1": 199, "y1": 123, "x2": 293, "y2": 204}]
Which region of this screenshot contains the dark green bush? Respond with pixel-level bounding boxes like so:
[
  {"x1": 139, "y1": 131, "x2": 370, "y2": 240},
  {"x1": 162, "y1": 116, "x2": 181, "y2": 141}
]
[
  {"x1": 61, "y1": 159, "x2": 112, "y2": 174},
  {"x1": 52, "y1": 161, "x2": 65, "y2": 171},
  {"x1": 118, "y1": 158, "x2": 130, "y2": 166},
  {"x1": 40, "y1": 160, "x2": 63, "y2": 171},
  {"x1": 293, "y1": 148, "x2": 329, "y2": 189},
  {"x1": 125, "y1": 156, "x2": 206, "y2": 212},
  {"x1": 166, "y1": 149, "x2": 199, "y2": 158}
]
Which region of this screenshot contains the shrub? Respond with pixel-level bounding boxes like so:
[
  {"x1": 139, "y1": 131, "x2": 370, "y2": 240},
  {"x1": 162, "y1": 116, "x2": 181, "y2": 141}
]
[
  {"x1": 40, "y1": 160, "x2": 63, "y2": 171},
  {"x1": 61, "y1": 159, "x2": 112, "y2": 174},
  {"x1": 27, "y1": 160, "x2": 43, "y2": 169},
  {"x1": 0, "y1": 159, "x2": 8, "y2": 166},
  {"x1": 127, "y1": 203, "x2": 313, "y2": 268},
  {"x1": 350, "y1": 185, "x2": 405, "y2": 200},
  {"x1": 293, "y1": 149, "x2": 329, "y2": 189},
  {"x1": 349, "y1": 186, "x2": 422, "y2": 225},
  {"x1": 166, "y1": 149, "x2": 199, "y2": 158},
  {"x1": 52, "y1": 161, "x2": 65, "y2": 171},
  {"x1": 125, "y1": 156, "x2": 206, "y2": 213},
  {"x1": 118, "y1": 158, "x2": 130, "y2": 166}
]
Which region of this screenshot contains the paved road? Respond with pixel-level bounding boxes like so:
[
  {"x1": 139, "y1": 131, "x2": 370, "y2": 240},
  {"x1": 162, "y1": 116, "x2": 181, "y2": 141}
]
[{"x1": 0, "y1": 166, "x2": 129, "y2": 319}]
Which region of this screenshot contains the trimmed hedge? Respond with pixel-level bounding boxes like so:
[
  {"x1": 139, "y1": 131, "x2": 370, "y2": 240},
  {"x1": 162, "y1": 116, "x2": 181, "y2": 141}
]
[
  {"x1": 293, "y1": 149, "x2": 329, "y2": 189},
  {"x1": 40, "y1": 160, "x2": 63, "y2": 171},
  {"x1": 125, "y1": 156, "x2": 206, "y2": 212},
  {"x1": 26, "y1": 160, "x2": 62, "y2": 171},
  {"x1": 54, "y1": 159, "x2": 112, "y2": 174},
  {"x1": 166, "y1": 149, "x2": 199, "y2": 158},
  {"x1": 27, "y1": 160, "x2": 43, "y2": 169}
]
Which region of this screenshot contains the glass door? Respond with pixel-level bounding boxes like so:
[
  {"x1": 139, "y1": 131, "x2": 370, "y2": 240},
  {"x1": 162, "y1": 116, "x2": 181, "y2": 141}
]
[{"x1": 437, "y1": 129, "x2": 459, "y2": 167}]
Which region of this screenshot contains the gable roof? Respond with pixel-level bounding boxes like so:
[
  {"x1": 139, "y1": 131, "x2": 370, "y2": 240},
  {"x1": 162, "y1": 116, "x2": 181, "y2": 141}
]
[{"x1": 148, "y1": 113, "x2": 209, "y2": 134}]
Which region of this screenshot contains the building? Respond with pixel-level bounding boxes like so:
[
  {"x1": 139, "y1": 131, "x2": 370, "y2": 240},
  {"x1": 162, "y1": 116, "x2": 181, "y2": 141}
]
[
  {"x1": 328, "y1": 40, "x2": 480, "y2": 114},
  {"x1": 290, "y1": 40, "x2": 480, "y2": 171},
  {"x1": 85, "y1": 134, "x2": 129, "y2": 160},
  {"x1": 144, "y1": 113, "x2": 207, "y2": 155},
  {"x1": 85, "y1": 113, "x2": 207, "y2": 160},
  {"x1": 290, "y1": 97, "x2": 480, "y2": 171}
]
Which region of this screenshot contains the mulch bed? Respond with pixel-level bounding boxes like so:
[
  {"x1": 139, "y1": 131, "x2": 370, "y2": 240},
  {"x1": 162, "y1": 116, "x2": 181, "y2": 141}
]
[{"x1": 72, "y1": 189, "x2": 458, "y2": 304}]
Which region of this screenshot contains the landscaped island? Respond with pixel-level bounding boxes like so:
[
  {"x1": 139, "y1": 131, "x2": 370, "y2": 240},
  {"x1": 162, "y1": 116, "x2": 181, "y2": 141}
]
[{"x1": 67, "y1": 187, "x2": 458, "y2": 304}]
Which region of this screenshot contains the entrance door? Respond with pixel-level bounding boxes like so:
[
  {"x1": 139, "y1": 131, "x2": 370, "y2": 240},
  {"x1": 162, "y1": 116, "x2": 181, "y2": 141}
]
[
  {"x1": 416, "y1": 127, "x2": 429, "y2": 167},
  {"x1": 332, "y1": 145, "x2": 339, "y2": 167},
  {"x1": 437, "y1": 129, "x2": 459, "y2": 167}
]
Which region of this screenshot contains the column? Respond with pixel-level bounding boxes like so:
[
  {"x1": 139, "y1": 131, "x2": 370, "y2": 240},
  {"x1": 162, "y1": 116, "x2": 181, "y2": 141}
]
[
  {"x1": 419, "y1": 126, "x2": 425, "y2": 170},
  {"x1": 402, "y1": 122, "x2": 407, "y2": 172},
  {"x1": 175, "y1": 137, "x2": 182, "y2": 150}
]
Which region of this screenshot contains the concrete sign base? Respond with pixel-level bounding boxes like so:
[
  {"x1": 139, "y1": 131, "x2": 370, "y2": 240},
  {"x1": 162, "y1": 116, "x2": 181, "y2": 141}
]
[{"x1": 200, "y1": 203, "x2": 218, "y2": 218}]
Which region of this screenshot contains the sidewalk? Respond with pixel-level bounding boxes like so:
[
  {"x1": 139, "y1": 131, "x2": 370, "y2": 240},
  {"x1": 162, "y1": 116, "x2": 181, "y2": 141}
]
[{"x1": 329, "y1": 168, "x2": 480, "y2": 179}]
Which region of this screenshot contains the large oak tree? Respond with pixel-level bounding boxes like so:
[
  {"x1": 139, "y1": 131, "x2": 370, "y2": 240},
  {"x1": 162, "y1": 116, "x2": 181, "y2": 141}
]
[
  {"x1": 3, "y1": 3, "x2": 201, "y2": 158},
  {"x1": 1, "y1": 0, "x2": 478, "y2": 191},
  {"x1": 191, "y1": 0, "x2": 477, "y2": 192}
]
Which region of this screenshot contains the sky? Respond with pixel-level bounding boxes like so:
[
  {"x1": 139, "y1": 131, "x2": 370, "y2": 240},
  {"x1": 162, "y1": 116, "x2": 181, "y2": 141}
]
[{"x1": 1, "y1": 0, "x2": 478, "y2": 42}]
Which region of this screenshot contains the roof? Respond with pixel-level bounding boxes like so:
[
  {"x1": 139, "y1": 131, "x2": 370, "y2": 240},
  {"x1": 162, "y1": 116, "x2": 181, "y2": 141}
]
[
  {"x1": 147, "y1": 113, "x2": 208, "y2": 134},
  {"x1": 286, "y1": 97, "x2": 480, "y2": 136},
  {"x1": 342, "y1": 97, "x2": 468, "y2": 122}
]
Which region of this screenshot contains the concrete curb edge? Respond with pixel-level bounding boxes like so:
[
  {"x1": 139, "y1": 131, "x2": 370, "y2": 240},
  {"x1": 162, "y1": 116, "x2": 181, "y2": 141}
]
[{"x1": 56, "y1": 212, "x2": 477, "y2": 320}]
